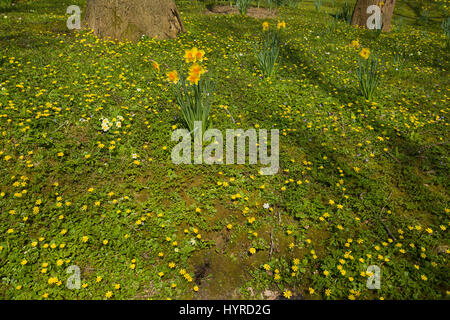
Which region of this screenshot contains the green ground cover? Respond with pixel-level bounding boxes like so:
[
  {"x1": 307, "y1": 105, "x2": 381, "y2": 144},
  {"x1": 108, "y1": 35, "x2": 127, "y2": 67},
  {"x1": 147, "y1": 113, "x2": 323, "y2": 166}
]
[{"x1": 0, "y1": 0, "x2": 449, "y2": 299}]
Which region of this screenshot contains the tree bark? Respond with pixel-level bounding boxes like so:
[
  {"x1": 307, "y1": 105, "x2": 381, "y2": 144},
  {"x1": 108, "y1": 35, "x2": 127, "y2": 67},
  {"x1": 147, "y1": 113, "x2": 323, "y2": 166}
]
[
  {"x1": 351, "y1": 0, "x2": 396, "y2": 32},
  {"x1": 84, "y1": 0, "x2": 185, "y2": 42}
]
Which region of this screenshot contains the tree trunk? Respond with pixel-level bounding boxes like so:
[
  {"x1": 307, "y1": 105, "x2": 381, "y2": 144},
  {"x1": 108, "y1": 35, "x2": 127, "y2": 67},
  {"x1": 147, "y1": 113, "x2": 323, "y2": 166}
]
[
  {"x1": 84, "y1": 0, "x2": 185, "y2": 42},
  {"x1": 351, "y1": 0, "x2": 396, "y2": 32}
]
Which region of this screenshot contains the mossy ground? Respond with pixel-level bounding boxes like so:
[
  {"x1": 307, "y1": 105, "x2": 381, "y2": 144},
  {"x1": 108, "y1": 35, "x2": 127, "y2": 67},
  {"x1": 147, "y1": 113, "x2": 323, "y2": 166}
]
[{"x1": 0, "y1": 0, "x2": 449, "y2": 300}]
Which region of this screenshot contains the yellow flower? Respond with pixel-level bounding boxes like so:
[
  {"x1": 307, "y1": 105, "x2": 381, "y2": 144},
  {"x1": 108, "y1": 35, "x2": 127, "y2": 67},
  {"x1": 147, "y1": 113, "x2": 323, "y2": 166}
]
[
  {"x1": 184, "y1": 47, "x2": 205, "y2": 63},
  {"x1": 359, "y1": 48, "x2": 371, "y2": 59},
  {"x1": 184, "y1": 48, "x2": 197, "y2": 63},
  {"x1": 189, "y1": 63, "x2": 206, "y2": 76},
  {"x1": 105, "y1": 291, "x2": 113, "y2": 298},
  {"x1": 277, "y1": 21, "x2": 286, "y2": 29},
  {"x1": 152, "y1": 61, "x2": 160, "y2": 72},
  {"x1": 283, "y1": 290, "x2": 292, "y2": 299},
  {"x1": 262, "y1": 22, "x2": 269, "y2": 31},
  {"x1": 166, "y1": 70, "x2": 179, "y2": 84},
  {"x1": 350, "y1": 40, "x2": 360, "y2": 48},
  {"x1": 249, "y1": 247, "x2": 256, "y2": 254},
  {"x1": 194, "y1": 48, "x2": 206, "y2": 62},
  {"x1": 187, "y1": 72, "x2": 201, "y2": 85}
]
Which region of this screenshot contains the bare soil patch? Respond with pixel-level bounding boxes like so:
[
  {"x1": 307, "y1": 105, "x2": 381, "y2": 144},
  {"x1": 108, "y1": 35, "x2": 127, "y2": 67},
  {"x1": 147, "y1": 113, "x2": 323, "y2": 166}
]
[{"x1": 204, "y1": 5, "x2": 278, "y2": 19}]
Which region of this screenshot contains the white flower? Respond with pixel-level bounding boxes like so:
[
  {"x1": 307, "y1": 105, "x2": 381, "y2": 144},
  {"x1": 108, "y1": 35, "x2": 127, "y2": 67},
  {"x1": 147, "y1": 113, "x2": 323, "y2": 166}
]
[
  {"x1": 101, "y1": 118, "x2": 110, "y2": 132},
  {"x1": 101, "y1": 124, "x2": 110, "y2": 132},
  {"x1": 132, "y1": 153, "x2": 138, "y2": 159},
  {"x1": 263, "y1": 203, "x2": 270, "y2": 209},
  {"x1": 116, "y1": 121, "x2": 121, "y2": 128}
]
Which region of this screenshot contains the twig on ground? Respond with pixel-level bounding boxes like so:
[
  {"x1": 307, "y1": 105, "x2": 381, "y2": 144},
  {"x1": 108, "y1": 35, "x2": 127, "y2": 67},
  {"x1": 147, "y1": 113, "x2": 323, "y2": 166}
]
[
  {"x1": 269, "y1": 227, "x2": 274, "y2": 258},
  {"x1": 377, "y1": 191, "x2": 396, "y2": 240}
]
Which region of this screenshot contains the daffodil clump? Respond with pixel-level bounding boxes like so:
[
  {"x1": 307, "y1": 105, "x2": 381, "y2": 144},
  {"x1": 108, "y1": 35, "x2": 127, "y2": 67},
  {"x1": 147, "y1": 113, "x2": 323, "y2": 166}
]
[
  {"x1": 441, "y1": 16, "x2": 450, "y2": 45},
  {"x1": 236, "y1": 0, "x2": 252, "y2": 15},
  {"x1": 356, "y1": 47, "x2": 382, "y2": 101},
  {"x1": 166, "y1": 47, "x2": 214, "y2": 134},
  {"x1": 254, "y1": 21, "x2": 286, "y2": 78}
]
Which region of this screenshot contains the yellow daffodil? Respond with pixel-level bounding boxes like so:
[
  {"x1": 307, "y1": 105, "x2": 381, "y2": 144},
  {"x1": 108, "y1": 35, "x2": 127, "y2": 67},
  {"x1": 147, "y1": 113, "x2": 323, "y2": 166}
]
[
  {"x1": 166, "y1": 70, "x2": 179, "y2": 84},
  {"x1": 359, "y1": 48, "x2": 370, "y2": 59},
  {"x1": 189, "y1": 63, "x2": 206, "y2": 76},
  {"x1": 187, "y1": 72, "x2": 200, "y2": 85},
  {"x1": 277, "y1": 21, "x2": 286, "y2": 29},
  {"x1": 152, "y1": 61, "x2": 160, "y2": 72}
]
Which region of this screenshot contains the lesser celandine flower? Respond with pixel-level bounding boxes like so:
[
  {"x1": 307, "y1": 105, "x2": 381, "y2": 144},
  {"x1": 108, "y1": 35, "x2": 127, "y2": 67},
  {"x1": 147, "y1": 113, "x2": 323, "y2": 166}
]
[{"x1": 262, "y1": 21, "x2": 269, "y2": 31}]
